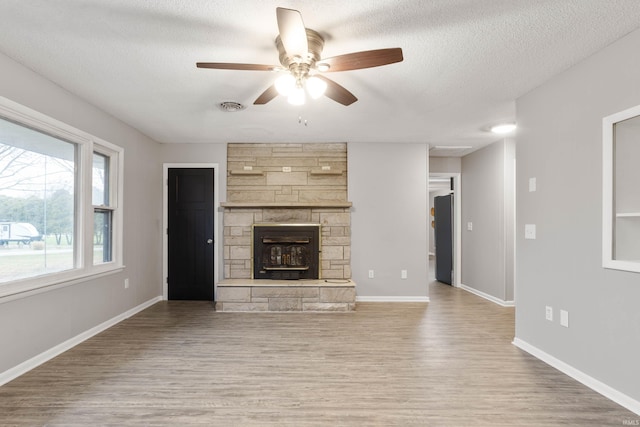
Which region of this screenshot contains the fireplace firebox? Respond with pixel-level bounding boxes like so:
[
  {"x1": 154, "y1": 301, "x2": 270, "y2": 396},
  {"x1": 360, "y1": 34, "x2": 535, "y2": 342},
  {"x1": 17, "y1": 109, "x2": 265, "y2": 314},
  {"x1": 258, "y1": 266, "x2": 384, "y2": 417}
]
[{"x1": 252, "y1": 224, "x2": 320, "y2": 280}]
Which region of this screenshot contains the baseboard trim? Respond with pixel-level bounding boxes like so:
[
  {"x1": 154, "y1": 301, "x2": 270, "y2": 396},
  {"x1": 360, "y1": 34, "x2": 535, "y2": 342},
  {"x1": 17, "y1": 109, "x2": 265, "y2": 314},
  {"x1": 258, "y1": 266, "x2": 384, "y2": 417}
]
[
  {"x1": 513, "y1": 338, "x2": 640, "y2": 415},
  {"x1": 0, "y1": 296, "x2": 162, "y2": 387},
  {"x1": 459, "y1": 283, "x2": 515, "y2": 307},
  {"x1": 356, "y1": 296, "x2": 430, "y2": 303}
]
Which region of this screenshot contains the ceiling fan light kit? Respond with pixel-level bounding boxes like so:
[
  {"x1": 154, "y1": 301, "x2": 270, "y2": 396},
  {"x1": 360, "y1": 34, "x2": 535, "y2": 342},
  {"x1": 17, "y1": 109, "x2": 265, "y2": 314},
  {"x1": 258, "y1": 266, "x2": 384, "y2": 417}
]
[
  {"x1": 197, "y1": 7, "x2": 403, "y2": 107},
  {"x1": 274, "y1": 74, "x2": 296, "y2": 96},
  {"x1": 288, "y1": 86, "x2": 306, "y2": 106},
  {"x1": 306, "y1": 77, "x2": 327, "y2": 99}
]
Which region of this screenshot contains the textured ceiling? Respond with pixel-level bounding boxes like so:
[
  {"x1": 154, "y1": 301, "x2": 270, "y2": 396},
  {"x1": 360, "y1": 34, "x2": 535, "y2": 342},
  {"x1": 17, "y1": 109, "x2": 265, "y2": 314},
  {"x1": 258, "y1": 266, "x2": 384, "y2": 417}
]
[{"x1": 0, "y1": 1, "x2": 639, "y2": 154}]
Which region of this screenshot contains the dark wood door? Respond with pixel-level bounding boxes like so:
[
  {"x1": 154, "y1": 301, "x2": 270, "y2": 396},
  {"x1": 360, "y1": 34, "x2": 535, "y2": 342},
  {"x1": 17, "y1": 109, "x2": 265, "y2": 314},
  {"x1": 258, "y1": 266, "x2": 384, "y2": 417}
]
[
  {"x1": 434, "y1": 194, "x2": 453, "y2": 285},
  {"x1": 168, "y1": 168, "x2": 215, "y2": 300}
]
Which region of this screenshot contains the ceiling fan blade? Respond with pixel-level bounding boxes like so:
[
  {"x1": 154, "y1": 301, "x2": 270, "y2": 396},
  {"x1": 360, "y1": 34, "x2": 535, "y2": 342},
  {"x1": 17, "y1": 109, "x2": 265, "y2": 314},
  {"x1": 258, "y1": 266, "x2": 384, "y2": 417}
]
[
  {"x1": 197, "y1": 62, "x2": 276, "y2": 71},
  {"x1": 315, "y1": 75, "x2": 357, "y2": 106},
  {"x1": 320, "y1": 48, "x2": 403, "y2": 72},
  {"x1": 254, "y1": 85, "x2": 279, "y2": 105},
  {"x1": 276, "y1": 7, "x2": 308, "y2": 59}
]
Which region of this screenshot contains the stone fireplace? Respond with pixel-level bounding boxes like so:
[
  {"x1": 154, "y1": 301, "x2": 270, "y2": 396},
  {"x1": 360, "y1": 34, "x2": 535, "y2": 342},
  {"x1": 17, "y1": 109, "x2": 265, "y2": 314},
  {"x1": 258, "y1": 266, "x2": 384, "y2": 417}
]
[
  {"x1": 217, "y1": 143, "x2": 355, "y2": 312},
  {"x1": 252, "y1": 224, "x2": 320, "y2": 280}
]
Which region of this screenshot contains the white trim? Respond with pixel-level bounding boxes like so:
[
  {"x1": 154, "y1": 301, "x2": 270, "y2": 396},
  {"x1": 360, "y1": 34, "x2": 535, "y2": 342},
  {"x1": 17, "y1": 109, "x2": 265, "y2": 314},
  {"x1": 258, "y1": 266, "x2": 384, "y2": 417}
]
[
  {"x1": 0, "y1": 97, "x2": 93, "y2": 145},
  {"x1": 162, "y1": 163, "x2": 220, "y2": 300},
  {"x1": 0, "y1": 296, "x2": 162, "y2": 387},
  {"x1": 460, "y1": 283, "x2": 515, "y2": 307},
  {"x1": 513, "y1": 338, "x2": 640, "y2": 415},
  {"x1": 454, "y1": 174, "x2": 461, "y2": 287},
  {"x1": 602, "y1": 104, "x2": 640, "y2": 273},
  {"x1": 0, "y1": 267, "x2": 124, "y2": 304},
  {"x1": 356, "y1": 296, "x2": 430, "y2": 302},
  {"x1": 91, "y1": 137, "x2": 125, "y2": 268}
]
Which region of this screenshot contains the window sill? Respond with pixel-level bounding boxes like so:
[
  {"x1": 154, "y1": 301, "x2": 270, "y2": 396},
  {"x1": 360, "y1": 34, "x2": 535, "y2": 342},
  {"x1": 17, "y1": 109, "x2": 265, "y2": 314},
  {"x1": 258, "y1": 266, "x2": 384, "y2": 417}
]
[{"x1": 0, "y1": 265, "x2": 126, "y2": 304}]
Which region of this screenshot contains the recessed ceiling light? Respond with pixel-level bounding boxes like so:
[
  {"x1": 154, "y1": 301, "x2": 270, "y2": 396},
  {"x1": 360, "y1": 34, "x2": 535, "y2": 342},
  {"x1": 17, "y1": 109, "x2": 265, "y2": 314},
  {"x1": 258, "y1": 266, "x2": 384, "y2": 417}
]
[
  {"x1": 490, "y1": 123, "x2": 517, "y2": 134},
  {"x1": 219, "y1": 101, "x2": 245, "y2": 112}
]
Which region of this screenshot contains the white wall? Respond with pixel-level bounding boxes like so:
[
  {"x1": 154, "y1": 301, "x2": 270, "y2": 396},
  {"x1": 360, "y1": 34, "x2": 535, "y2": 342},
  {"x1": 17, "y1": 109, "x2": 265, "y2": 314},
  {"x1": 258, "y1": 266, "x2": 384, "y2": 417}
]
[
  {"x1": 0, "y1": 52, "x2": 163, "y2": 374},
  {"x1": 349, "y1": 143, "x2": 429, "y2": 300},
  {"x1": 515, "y1": 28, "x2": 640, "y2": 406},
  {"x1": 161, "y1": 142, "x2": 431, "y2": 300},
  {"x1": 461, "y1": 139, "x2": 515, "y2": 302},
  {"x1": 430, "y1": 157, "x2": 461, "y2": 174}
]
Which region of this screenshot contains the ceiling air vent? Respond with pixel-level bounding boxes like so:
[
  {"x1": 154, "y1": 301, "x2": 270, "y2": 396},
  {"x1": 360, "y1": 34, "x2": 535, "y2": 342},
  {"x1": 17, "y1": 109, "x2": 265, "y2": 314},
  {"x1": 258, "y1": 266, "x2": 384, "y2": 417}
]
[
  {"x1": 219, "y1": 101, "x2": 245, "y2": 112},
  {"x1": 429, "y1": 146, "x2": 473, "y2": 157}
]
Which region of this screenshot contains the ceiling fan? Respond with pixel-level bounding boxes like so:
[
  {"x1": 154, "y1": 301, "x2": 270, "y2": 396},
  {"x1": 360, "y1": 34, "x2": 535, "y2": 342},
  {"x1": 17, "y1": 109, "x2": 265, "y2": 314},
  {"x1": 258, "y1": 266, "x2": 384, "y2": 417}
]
[{"x1": 197, "y1": 7, "x2": 403, "y2": 106}]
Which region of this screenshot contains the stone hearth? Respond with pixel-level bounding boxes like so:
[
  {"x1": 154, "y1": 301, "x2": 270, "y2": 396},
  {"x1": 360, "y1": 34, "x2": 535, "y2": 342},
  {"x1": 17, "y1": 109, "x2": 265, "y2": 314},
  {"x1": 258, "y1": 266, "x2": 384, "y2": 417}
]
[{"x1": 217, "y1": 279, "x2": 356, "y2": 312}]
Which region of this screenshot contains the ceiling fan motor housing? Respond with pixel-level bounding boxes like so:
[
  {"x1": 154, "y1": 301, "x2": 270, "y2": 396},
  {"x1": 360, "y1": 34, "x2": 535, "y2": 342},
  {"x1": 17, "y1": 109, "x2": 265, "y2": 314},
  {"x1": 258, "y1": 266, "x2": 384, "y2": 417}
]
[{"x1": 276, "y1": 28, "x2": 324, "y2": 72}]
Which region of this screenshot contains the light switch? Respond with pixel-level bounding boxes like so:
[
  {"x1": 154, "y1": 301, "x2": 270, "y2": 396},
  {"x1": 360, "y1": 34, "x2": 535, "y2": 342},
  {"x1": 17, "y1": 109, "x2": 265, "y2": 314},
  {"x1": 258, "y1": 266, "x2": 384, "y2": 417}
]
[
  {"x1": 525, "y1": 224, "x2": 536, "y2": 239},
  {"x1": 560, "y1": 310, "x2": 569, "y2": 328},
  {"x1": 467, "y1": 222, "x2": 473, "y2": 231},
  {"x1": 529, "y1": 177, "x2": 537, "y2": 192}
]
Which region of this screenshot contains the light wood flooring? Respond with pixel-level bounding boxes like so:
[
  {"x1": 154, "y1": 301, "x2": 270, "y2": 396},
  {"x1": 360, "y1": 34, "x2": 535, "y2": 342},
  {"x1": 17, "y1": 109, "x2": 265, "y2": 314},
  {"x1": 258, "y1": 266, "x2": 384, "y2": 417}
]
[{"x1": 0, "y1": 281, "x2": 637, "y2": 426}]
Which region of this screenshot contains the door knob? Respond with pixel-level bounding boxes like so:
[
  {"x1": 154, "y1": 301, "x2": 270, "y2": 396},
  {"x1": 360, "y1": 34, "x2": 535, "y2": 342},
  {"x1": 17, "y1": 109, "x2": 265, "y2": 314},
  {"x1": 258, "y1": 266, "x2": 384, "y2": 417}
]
[{"x1": 207, "y1": 239, "x2": 213, "y2": 244}]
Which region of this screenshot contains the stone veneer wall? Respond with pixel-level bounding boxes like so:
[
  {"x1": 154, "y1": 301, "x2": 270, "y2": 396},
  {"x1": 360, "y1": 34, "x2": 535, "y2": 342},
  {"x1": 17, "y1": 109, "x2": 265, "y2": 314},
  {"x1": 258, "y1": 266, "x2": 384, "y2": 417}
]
[{"x1": 223, "y1": 143, "x2": 351, "y2": 280}]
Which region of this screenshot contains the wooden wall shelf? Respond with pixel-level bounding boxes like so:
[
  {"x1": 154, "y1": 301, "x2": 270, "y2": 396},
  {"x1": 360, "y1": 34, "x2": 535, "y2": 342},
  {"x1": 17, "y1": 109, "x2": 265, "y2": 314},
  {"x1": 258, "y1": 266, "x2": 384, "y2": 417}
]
[
  {"x1": 229, "y1": 170, "x2": 264, "y2": 176},
  {"x1": 309, "y1": 170, "x2": 343, "y2": 175},
  {"x1": 221, "y1": 201, "x2": 352, "y2": 208}
]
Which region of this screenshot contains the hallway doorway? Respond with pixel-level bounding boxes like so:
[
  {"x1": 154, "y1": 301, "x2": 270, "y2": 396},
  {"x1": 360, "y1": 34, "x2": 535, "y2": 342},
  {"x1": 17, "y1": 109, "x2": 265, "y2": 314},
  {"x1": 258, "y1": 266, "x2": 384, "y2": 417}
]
[{"x1": 429, "y1": 173, "x2": 461, "y2": 287}]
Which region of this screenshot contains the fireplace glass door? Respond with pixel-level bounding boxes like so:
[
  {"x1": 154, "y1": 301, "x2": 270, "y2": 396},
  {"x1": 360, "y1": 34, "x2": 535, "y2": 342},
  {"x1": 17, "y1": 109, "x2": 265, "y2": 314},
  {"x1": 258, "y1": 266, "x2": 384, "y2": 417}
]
[{"x1": 253, "y1": 224, "x2": 320, "y2": 279}]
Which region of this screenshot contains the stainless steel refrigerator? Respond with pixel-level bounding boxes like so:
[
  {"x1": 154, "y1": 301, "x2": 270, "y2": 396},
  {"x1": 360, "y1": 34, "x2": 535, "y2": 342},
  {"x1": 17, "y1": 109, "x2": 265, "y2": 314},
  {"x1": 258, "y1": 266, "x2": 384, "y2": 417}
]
[{"x1": 434, "y1": 194, "x2": 453, "y2": 285}]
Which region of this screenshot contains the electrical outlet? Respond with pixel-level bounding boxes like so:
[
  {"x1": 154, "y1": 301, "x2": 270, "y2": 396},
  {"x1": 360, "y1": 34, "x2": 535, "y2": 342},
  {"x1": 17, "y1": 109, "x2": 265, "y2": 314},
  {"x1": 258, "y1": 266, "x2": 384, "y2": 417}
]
[
  {"x1": 401, "y1": 270, "x2": 407, "y2": 279},
  {"x1": 282, "y1": 166, "x2": 292, "y2": 173},
  {"x1": 560, "y1": 310, "x2": 569, "y2": 327},
  {"x1": 545, "y1": 306, "x2": 553, "y2": 321},
  {"x1": 467, "y1": 222, "x2": 473, "y2": 231},
  {"x1": 368, "y1": 270, "x2": 374, "y2": 279},
  {"x1": 525, "y1": 224, "x2": 536, "y2": 239}
]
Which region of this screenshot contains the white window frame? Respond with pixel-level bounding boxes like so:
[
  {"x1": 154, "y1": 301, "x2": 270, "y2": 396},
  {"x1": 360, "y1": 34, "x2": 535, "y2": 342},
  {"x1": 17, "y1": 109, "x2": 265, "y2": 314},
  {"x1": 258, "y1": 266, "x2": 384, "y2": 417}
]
[
  {"x1": 0, "y1": 97, "x2": 124, "y2": 300},
  {"x1": 91, "y1": 142, "x2": 123, "y2": 267},
  {"x1": 602, "y1": 104, "x2": 640, "y2": 273}
]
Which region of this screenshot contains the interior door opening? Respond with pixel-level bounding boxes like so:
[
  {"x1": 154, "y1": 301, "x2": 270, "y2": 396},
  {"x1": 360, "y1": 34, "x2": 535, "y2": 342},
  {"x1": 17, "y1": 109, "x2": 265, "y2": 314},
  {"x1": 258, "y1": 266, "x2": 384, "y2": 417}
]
[
  {"x1": 166, "y1": 167, "x2": 216, "y2": 301},
  {"x1": 429, "y1": 173, "x2": 461, "y2": 287}
]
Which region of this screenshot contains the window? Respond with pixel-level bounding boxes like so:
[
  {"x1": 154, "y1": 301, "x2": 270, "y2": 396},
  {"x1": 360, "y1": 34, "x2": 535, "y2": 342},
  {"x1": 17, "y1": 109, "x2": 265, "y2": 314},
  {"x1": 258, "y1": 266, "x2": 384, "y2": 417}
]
[
  {"x1": 0, "y1": 97, "x2": 123, "y2": 297},
  {"x1": 0, "y1": 120, "x2": 76, "y2": 282},
  {"x1": 93, "y1": 152, "x2": 112, "y2": 264}
]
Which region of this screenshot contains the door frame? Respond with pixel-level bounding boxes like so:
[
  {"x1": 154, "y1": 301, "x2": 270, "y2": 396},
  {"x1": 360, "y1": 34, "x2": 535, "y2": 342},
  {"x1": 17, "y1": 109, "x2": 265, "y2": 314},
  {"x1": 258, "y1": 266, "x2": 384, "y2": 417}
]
[
  {"x1": 162, "y1": 163, "x2": 220, "y2": 300},
  {"x1": 429, "y1": 172, "x2": 461, "y2": 287}
]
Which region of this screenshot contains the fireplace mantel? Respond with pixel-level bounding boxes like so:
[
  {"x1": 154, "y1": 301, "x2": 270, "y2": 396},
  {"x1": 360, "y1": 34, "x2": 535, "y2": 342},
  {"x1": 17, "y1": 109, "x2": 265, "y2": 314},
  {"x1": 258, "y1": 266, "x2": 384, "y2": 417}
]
[{"x1": 222, "y1": 201, "x2": 352, "y2": 209}]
